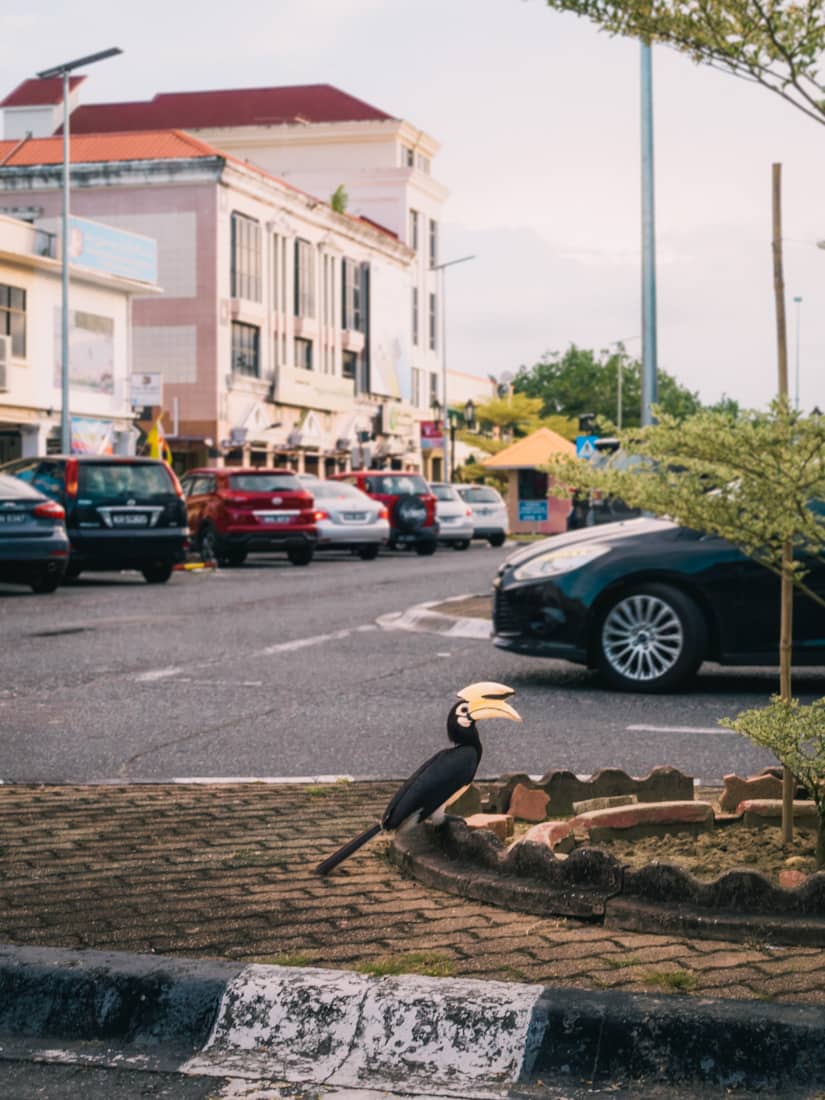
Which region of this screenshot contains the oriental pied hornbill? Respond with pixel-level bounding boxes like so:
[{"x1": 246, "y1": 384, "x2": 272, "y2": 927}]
[{"x1": 315, "y1": 681, "x2": 520, "y2": 876}]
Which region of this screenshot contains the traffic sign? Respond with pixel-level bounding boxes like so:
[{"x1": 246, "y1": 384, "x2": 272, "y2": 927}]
[{"x1": 576, "y1": 434, "x2": 600, "y2": 460}]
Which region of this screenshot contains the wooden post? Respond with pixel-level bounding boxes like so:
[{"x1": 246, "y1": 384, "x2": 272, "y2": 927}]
[{"x1": 772, "y1": 162, "x2": 795, "y2": 844}]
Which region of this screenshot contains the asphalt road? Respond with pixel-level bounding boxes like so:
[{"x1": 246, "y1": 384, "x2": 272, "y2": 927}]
[{"x1": 1, "y1": 543, "x2": 823, "y2": 785}]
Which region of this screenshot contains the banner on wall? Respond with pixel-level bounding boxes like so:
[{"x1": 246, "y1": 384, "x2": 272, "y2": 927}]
[
  {"x1": 71, "y1": 417, "x2": 114, "y2": 455},
  {"x1": 420, "y1": 420, "x2": 443, "y2": 450}
]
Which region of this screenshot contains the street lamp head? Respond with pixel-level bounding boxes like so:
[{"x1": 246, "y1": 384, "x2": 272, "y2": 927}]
[{"x1": 37, "y1": 46, "x2": 122, "y2": 79}]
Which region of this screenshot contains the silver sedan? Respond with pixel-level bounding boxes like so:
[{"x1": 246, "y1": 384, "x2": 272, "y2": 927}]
[
  {"x1": 430, "y1": 482, "x2": 474, "y2": 550},
  {"x1": 309, "y1": 479, "x2": 390, "y2": 560}
]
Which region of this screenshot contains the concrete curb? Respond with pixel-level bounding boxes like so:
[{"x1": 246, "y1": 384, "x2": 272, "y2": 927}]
[
  {"x1": 377, "y1": 595, "x2": 491, "y2": 640},
  {"x1": 2, "y1": 944, "x2": 825, "y2": 1094}
]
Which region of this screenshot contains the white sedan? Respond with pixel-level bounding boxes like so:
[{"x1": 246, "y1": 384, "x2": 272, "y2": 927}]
[
  {"x1": 308, "y1": 479, "x2": 389, "y2": 560},
  {"x1": 455, "y1": 484, "x2": 508, "y2": 547},
  {"x1": 430, "y1": 482, "x2": 474, "y2": 550}
]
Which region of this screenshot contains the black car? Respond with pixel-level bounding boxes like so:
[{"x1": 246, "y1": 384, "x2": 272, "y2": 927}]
[
  {"x1": 0, "y1": 473, "x2": 70, "y2": 593},
  {"x1": 1, "y1": 456, "x2": 188, "y2": 584},
  {"x1": 493, "y1": 516, "x2": 825, "y2": 692}
]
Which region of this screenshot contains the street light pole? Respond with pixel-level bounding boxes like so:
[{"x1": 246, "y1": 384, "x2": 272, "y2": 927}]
[
  {"x1": 430, "y1": 254, "x2": 475, "y2": 480},
  {"x1": 640, "y1": 42, "x2": 658, "y2": 426},
  {"x1": 793, "y1": 295, "x2": 803, "y2": 410},
  {"x1": 36, "y1": 47, "x2": 122, "y2": 454}
]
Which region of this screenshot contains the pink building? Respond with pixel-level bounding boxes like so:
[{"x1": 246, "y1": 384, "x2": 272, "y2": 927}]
[{"x1": 481, "y1": 428, "x2": 575, "y2": 535}]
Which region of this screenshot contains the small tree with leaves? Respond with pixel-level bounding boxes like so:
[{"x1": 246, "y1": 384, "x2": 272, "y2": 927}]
[
  {"x1": 542, "y1": 0, "x2": 825, "y2": 130},
  {"x1": 722, "y1": 698, "x2": 825, "y2": 867}
]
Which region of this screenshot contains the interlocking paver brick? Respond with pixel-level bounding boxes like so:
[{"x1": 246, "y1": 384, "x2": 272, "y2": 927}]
[{"x1": 1, "y1": 781, "x2": 825, "y2": 1005}]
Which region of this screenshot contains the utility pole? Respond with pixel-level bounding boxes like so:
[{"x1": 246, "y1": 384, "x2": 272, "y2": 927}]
[{"x1": 640, "y1": 42, "x2": 658, "y2": 425}]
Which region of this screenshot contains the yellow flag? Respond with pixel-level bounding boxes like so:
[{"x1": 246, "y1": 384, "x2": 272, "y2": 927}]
[{"x1": 146, "y1": 419, "x2": 172, "y2": 464}]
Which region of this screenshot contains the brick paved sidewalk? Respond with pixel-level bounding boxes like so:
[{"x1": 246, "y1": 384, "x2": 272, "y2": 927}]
[{"x1": 1, "y1": 781, "x2": 824, "y2": 1006}]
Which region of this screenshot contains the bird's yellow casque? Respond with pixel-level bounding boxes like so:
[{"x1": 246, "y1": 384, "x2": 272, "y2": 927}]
[{"x1": 456, "y1": 681, "x2": 521, "y2": 724}]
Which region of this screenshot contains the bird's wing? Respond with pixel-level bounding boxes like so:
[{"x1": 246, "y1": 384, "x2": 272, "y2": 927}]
[{"x1": 382, "y1": 745, "x2": 479, "y2": 831}]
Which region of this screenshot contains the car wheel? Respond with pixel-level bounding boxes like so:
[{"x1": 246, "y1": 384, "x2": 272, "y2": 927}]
[
  {"x1": 30, "y1": 569, "x2": 62, "y2": 594},
  {"x1": 357, "y1": 545, "x2": 380, "y2": 561},
  {"x1": 142, "y1": 563, "x2": 174, "y2": 584},
  {"x1": 596, "y1": 583, "x2": 706, "y2": 693},
  {"x1": 392, "y1": 496, "x2": 427, "y2": 534},
  {"x1": 415, "y1": 540, "x2": 437, "y2": 556},
  {"x1": 199, "y1": 524, "x2": 218, "y2": 563},
  {"x1": 226, "y1": 549, "x2": 247, "y2": 567},
  {"x1": 488, "y1": 533, "x2": 506, "y2": 548},
  {"x1": 287, "y1": 545, "x2": 314, "y2": 566},
  {"x1": 452, "y1": 539, "x2": 470, "y2": 551}
]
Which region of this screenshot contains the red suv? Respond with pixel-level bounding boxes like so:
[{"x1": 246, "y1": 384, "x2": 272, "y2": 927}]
[
  {"x1": 329, "y1": 471, "x2": 438, "y2": 555},
  {"x1": 180, "y1": 467, "x2": 316, "y2": 566}
]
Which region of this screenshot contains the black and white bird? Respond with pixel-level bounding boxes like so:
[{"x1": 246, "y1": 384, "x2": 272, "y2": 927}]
[{"x1": 315, "y1": 681, "x2": 520, "y2": 876}]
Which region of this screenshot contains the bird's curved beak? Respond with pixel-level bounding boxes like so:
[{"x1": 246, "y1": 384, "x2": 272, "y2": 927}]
[{"x1": 457, "y1": 681, "x2": 522, "y2": 723}]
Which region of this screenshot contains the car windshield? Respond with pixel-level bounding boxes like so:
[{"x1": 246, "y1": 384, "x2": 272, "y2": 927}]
[
  {"x1": 459, "y1": 487, "x2": 501, "y2": 504},
  {"x1": 365, "y1": 475, "x2": 429, "y2": 495},
  {"x1": 79, "y1": 463, "x2": 175, "y2": 501},
  {"x1": 228, "y1": 473, "x2": 301, "y2": 492},
  {"x1": 431, "y1": 484, "x2": 459, "y2": 502},
  {"x1": 312, "y1": 481, "x2": 367, "y2": 501}
]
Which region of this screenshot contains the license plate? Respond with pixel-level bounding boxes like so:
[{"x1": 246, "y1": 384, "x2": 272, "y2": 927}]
[
  {"x1": 342, "y1": 512, "x2": 367, "y2": 521},
  {"x1": 111, "y1": 513, "x2": 149, "y2": 527},
  {"x1": 0, "y1": 512, "x2": 25, "y2": 524},
  {"x1": 260, "y1": 514, "x2": 291, "y2": 524}
]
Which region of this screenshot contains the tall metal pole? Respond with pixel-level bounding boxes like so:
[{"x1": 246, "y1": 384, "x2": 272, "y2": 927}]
[
  {"x1": 60, "y1": 70, "x2": 71, "y2": 453},
  {"x1": 440, "y1": 266, "x2": 448, "y2": 479},
  {"x1": 36, "y1": 48, "x2": 123, "y2": 455},
  {"x1": 640, "y1": 42, "x2": 658, "y2": 426}
]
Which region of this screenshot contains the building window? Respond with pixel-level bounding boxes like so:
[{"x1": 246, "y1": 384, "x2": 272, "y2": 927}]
[
  {"x1": 342, "y1": 350, "x2": 357, "y2": 380},
  {"x1": 411, "y1": 287, "x2": 419, "y2": 346},
  {"x1": 429, "y1": 372, "x2": 439, "y2": 407},
  {"x1": 231, "y1": 321, "x2": 260, "y2": 377},
  {"x1": 428, "y1": 292, "x2": 437, "y2": 351},
  {"x1": 408, "y1": 209, "x2": 419, "y2": 251},
  {"x1": 411, "y1": 366, "x2": 423, "y2": 408},
  {"x1": 230, "y1": 213, "x2": 262, "y2": 302},
  {"x1": 294, "y1": 239, "x2": 315, "y2": 318},
  {"x1": 295, "y1": 336, "x2": 313, "y2": 371},
  {"x1": 401, "y1": 144, "x2": 414, "y2": 168},
  {"x1": 429, "y1": 219, "x2": 438, "y2": 268},
  {"x1": 342, "y1": 259, "x2": 363, "y2": 331},
  {"x1": 416, "y1": 153, "x2": 431, "y2": 174},
  {"x1": 0, "y1": 284, "x2": 26, "y2": 357}
]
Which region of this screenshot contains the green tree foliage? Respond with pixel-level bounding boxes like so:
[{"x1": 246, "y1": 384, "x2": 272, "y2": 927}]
[
  {"x1": 474, "y1": 392, "x2": 545, "y2": 436},
  {"x1": 722, "y1": 697, "x2": 825, "y2": 866},
  {"x1": 514, "y1": 345, "x2": 702, "y2": 426},
  {"x1": 544, "y1": 400, "x2": 825, "y2": 606},
  {"x1": 543, "y1": 0, "x2": 825, "y2": 129},
  {"x1": 330, "y1": 185, "x2": 349, "y2": 213}
]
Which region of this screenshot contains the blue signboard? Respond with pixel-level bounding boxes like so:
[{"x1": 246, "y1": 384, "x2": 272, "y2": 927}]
[
  {"x1": 576, "y1": 434, "x2": 600, "y2": 460},
  {"x1": 68, "y1": 216, "x2": 158, "y2": 284},
  {"x1": 518, "y1": 499, "x2": 548, "y2": 522}
]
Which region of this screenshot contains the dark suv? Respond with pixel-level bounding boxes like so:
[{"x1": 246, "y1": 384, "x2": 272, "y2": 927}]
[
  {"x1": 180, "y1": 467, "x2": 317, "y2": 566},
  {"x1": 329, "y1": 471, "x2": 438, "y2": 555},
  {"x1": 1, "y1": 456, "x2": 188, "y2": 583}
]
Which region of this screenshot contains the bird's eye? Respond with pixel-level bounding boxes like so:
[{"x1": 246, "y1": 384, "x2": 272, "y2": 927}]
[{"x1": 456, "y1": 702, "x2": 472, "y2": 728}]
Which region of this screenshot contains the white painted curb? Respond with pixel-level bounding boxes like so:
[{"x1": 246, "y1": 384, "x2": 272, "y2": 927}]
[
  {"x1": 377, "y1": 596, "x2": 491, "y2": 640},
  {"x1": 184, "y1": 965, "x2": 544, "y2": 1098}
]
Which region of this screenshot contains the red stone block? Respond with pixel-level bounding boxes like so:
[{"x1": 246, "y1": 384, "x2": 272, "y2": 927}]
[
  {"x1": 508, "y1": 783, "x2": 550, "y2": 823},
  {"x1": 464, "y1": 813, "x2": 514, "y2": 842},
  {"x1": 779, "y1": 869, "x2": 809, "y2": 889},
  {"x1": 720, "y1": 773, "x2": 782, "y2": 813},
  {"x1": 519, "y1": 820, "x2": 574, "y2": 852},
  {"x1": 573, "y1": 800, "x2": 714, "y2": 834}
]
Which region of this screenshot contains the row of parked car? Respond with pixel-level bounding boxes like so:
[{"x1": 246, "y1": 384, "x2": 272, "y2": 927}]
[{"x1": 0, "y1": 456, "x2": 509, "y2": 593}]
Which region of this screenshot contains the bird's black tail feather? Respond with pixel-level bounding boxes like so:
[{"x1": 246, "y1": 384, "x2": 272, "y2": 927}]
[{"x1": 315, "y1": 822, "x2": 382, "y2": 876}]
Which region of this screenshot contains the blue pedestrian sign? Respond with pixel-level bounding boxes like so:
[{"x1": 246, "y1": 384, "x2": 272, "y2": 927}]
[{"x1": 576, "y1": 434, "x2": 600, "y2": 461}]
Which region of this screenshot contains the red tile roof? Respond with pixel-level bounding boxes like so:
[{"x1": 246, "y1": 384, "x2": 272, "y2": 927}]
[
  {"x1": 1, "y1": 77, "x2": 85, "y2": 108},
  {"x1": 0, "y1": 130, "x2": 221, "y2": 167},
  {"x1": 65, "y1": 84, "x2": 394, "y2": 134}
]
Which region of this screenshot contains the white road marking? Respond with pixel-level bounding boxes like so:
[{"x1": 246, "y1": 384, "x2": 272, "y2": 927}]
[
  {"x1": 172, "y1": 774, "x2": 355, "y2": 784},
  {"x1": 627, "y1": 723, "x2": 736, "y2": 735},
  {"x1": 260, "y1": 623, "x2": 376, "y2": 654},
  {"x1": 135, "y1": 667, "x2": 183, "y2": 682}
]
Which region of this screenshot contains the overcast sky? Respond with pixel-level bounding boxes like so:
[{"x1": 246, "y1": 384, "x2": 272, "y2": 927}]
[{"x1": 3, "y1": 0, "x2": 825, "y2": 411}]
